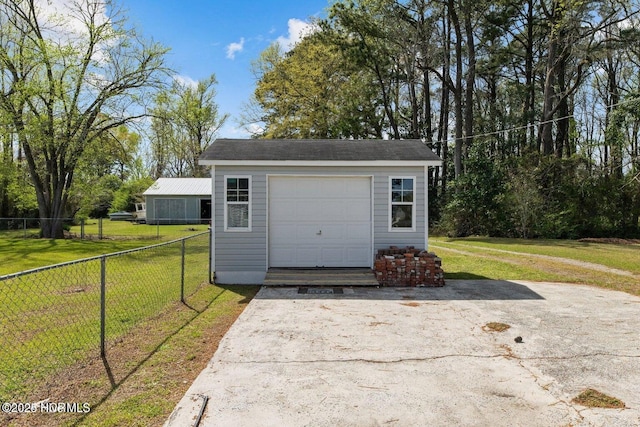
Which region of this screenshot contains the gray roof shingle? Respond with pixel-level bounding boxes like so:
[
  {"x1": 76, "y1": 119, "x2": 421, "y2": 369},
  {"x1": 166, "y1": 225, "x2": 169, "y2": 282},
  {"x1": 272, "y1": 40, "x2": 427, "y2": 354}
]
[{"x1": 199, "y1": 139, "x2": 442, "y2": 162}]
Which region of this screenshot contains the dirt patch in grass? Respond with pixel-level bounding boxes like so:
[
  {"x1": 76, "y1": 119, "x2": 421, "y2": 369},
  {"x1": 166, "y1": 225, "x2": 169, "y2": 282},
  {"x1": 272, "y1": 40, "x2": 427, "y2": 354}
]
[
  {"x1": 578, "y1": 238, "x2": 640, "y2": 245},
  {"x1": 483, "y1": 322, "x2": 511, "y2": 332},
  {"x1": 571, "y1": 388, "x2": 625, "y2": 409},
  {"x1": 2, "y1": 284, "x2": 259, "y2": 427}
]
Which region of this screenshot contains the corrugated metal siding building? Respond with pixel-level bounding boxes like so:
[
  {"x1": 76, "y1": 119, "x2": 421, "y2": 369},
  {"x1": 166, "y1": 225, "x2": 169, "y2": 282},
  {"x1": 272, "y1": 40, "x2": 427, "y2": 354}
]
[
  {"x1": 199, "y1": 139, "x2": 442, "y2": 285},
  {"x1": 143, "y1": 178, "x2": 212, "y2": 225}
]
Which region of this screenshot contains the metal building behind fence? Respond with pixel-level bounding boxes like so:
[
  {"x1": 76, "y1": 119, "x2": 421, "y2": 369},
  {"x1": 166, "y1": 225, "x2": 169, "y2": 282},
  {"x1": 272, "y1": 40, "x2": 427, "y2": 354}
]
[{"x1": 143, "y1": 178, "x2": 212, "y2": 225}]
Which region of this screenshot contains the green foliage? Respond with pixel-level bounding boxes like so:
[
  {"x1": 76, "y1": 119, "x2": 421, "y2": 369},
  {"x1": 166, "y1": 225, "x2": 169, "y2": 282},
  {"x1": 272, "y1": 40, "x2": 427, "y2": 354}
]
[
  {"x1": 527, "y1": 155, "x2": 586, "y2": 238},
  {"x1": 439, "y1": 149, "x2": 640, "y2": 240},
  {"x1": 110, "y1": 177, "x2": 154, "y2": 213},
  {"x1": 506, "y1": 161, "x2": 543, "y2": 238},
  {"x1": 521, "y1": 155, "x2": 634, "y2": 239},
  {"x1": 586, "y1": 174, "x2": 640, "y2": 238},
  {"x1": 0, "y1": 0, "x2": 168, "y2": 238},
  {"x1": 250, "y1": 32, "x2": 384, "y2": 139},
  {"x1": 0, "y1": 160, "x2": 37, "y2": 218},
  {"x1": 74, "y1": 174, "x2": 122, "y2": 219},
  {"x1": 435, "y1": 137, "x2": 640, "y2": 239},
  {"x1": 70, "y1": 125, "x2": 143, "y2": 219},
  {"x1": 6, "y1": 179, "x2": 39, "y2": 217},
  {"x1": 441, "y1": 145, "x2": 511, "y2": 237}
]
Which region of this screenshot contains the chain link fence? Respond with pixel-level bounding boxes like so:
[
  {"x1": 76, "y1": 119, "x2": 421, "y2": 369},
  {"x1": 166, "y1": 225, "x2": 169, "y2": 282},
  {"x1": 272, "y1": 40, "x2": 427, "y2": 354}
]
[
  {"x1": 0, "y1": 217, "x2": 210, "y2": 240},
  {"x1": 0, "y1": 231, "x2": 211, "y2": 402}
]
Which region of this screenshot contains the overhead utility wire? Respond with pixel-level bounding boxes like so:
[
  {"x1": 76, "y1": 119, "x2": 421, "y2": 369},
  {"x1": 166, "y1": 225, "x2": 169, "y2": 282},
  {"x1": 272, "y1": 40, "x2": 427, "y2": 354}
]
[{"x1": 429, "y1": 96, "x2": 639, "y2": 146}]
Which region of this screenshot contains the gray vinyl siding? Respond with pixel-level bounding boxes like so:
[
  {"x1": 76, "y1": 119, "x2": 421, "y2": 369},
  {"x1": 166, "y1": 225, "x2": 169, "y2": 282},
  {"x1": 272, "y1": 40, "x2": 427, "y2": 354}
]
[
  {"x1": 213, "y1": 166, "x2": 428, "y2": 273},
  {"x1": 214, "y1": 168, "x2": 267, "y2": 272},
  {"x1": 145, "y1": 195, "x2": 209, "y2": 224}
]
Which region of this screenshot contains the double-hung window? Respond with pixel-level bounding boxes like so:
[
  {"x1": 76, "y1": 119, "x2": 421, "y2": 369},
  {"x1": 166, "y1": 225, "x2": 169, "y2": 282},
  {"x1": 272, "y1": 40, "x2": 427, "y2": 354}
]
[
  {"x1": 390, "y1": 177, "x2": 415, "y2": 231},
  {"x1": 224, "y1": 176, "x2": 251, "y2": 231}
]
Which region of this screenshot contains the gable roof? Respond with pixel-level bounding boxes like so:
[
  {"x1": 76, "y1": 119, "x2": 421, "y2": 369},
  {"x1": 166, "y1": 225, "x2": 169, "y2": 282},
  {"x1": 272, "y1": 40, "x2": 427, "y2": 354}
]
[
  {"x1": 143, "y1": 178, "x2": 211, "y2": 196},
  {"x1": 199, "y1": 139, "x2": 442, "y2": 165}
]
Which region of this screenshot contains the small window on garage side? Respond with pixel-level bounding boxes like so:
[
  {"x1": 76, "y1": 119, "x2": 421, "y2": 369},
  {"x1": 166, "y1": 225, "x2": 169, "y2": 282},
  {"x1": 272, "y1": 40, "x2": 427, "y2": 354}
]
[
  {"x1": 225, "y1": 176, "x2": 251, "y2": 231},
  {"x1": 390, "y1": 177, "x2": 415, "y2": 231}
]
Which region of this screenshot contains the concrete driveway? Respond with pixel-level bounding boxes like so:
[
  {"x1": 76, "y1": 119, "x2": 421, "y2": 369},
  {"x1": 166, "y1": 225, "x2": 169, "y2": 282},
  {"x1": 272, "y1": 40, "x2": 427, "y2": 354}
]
[{"x1": 165, "y1": 280, "x2": 640, "y2": 427}]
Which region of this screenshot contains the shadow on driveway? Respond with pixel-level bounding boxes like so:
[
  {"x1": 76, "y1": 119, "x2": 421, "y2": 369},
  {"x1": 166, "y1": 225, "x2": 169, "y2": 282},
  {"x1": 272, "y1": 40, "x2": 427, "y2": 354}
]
[{"x1": 257, "y1": 279, "x2": 545, "y2": 301}]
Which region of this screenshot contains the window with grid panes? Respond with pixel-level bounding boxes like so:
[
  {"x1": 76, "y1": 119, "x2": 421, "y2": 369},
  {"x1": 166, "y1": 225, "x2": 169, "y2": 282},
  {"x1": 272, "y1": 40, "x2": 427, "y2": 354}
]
[
  {"x1": 225, "y1": 177, "x2": 250, "y2": 230},
  {"x1": 390, "y1": 177, "x2": 414, "y2": 230}
]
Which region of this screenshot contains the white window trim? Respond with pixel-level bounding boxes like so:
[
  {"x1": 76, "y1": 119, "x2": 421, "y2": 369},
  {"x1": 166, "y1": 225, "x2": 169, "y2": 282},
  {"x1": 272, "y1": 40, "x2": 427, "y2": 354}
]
[
  {"x1": 224, "y1": 175, "x2": 252, "y2": 232},
  {"x1": 388, "y1": 176, "x2": 416, "y2": 232}
]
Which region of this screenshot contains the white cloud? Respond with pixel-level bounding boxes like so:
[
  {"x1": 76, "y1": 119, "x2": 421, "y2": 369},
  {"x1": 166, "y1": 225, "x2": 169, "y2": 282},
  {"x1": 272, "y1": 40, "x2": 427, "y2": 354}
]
[
  {"x1": 226, "y1": 38, "x2": 245, "y2": 60},
  {"x1": 246, "y1": 123, "x2": 264, "y2": 136},
  {"x1": 276, "y1": 18, "x2": 315, "y2": 51},
  {"x1": 173, "y1": 75, "x2": 198, "y2": 88},
  {"x1": 221, "y1": 124, "x2": 263, "y2": 139},
  {"x1": 35, "y1": 0, "x2": 109, "y2": 39},
  {"x1": 33, "y1": 0, "x2": 113, "y2": 63}
]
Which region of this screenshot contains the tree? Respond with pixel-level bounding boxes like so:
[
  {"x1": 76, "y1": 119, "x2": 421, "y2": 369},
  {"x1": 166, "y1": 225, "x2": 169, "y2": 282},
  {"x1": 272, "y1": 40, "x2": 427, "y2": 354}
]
[
  {"x1": 248, "y1": 32, "x2": 385, "y2": 139},
  {"x1": 441, "y1": 144, "x2": 510, "y2": 237},
  {"x1": 110, "y1": 176, "x2": 154, "y2": 213},
  {"x1": 0, "y1": 123, "x2": 38, "y2": 219},
  {"x1": 150, "y1": 74, "x2": 227, "y2": 177},
  {"x1": 537, "y1": 0, "x2": 637, "y2": 157},
  {"x1": 328, "y1": 0, "x2": 403, "y2": 139},
  {"x1": 70, "y1": 125, "x2": 142, "y2": 217},
  {"x1": 0, "y1": 0, "x2": 168, "y2": 238}
]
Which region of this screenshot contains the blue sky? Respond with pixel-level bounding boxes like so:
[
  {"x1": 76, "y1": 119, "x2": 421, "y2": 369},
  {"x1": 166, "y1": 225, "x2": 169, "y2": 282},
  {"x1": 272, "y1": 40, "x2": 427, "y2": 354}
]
[{"x1": 123, "y1": 0, "x2": 331, "y2": 138}]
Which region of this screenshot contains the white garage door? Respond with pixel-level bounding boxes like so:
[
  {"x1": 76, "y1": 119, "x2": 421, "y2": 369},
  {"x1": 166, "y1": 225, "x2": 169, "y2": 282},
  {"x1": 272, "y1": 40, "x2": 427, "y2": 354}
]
[{"x1": 269, "y1": 176, "x2": 372, "y2": 267}]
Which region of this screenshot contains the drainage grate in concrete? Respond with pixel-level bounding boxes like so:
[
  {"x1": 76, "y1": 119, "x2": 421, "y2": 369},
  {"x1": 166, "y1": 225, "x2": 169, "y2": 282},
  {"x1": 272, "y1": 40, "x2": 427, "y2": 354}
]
[{"x1": 298, "y1": 287, "x2": 344, "y2": 295}]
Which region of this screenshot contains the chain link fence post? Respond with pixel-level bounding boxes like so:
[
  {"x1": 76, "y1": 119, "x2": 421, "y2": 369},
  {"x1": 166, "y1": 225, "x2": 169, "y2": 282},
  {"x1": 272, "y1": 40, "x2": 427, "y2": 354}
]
[
  {"x1": 99, "y1": 217, "x2": 103, "y2": 240},
  {"x1": 180, "y1": 239, "x2": 186, "y2": 303},
  {"x1": 81, "y1": 218, "x2": 85, "y2": 240},
  {"x1": 100, "y1": 255, "x2": 106, "y2": 358}
]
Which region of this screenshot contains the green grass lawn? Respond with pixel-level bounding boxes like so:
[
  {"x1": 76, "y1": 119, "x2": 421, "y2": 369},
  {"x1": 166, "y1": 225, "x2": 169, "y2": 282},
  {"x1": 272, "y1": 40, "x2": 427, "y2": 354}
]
[
  {"x1": 431, "y1": 237, "x2": 640, "y2": 274},
  {"x1": 1, "y1": 233, "x2": 639, "y2": 425},
  {"x1": 430, "y1": 236, "x2": 640, "y2": 296},
  {"x1": 69, "y1": 219, "x2": 209, "y2": 240},
  {"x1": 0, "y1": 232, "x2": 210, "y2": 403},
  {"x1": 0, "y1": 221, "x2": 210, "y2": 276},
  {"x1": 0, "y1": 284, "x2": 258, "y2": 427}
]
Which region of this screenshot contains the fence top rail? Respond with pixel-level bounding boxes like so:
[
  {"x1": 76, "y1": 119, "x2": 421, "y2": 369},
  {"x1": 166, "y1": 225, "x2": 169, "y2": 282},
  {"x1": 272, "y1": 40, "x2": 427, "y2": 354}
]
[
  {"x1": 0, "y1": 230, "x2": 210, "y2": 282},
  {"x1": 0, "y1": 217, "x2": 209, "y2": 220}
]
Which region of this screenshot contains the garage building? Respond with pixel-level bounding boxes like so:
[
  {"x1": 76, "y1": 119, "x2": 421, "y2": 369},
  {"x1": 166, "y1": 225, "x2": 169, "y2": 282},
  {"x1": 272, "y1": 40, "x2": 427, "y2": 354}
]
[
  {"x1": 143, "y1": 178, "x2": 212, "y2": 225},
  {"x1": 199, "y1": 139, "x2": 442, "y2": 285}
]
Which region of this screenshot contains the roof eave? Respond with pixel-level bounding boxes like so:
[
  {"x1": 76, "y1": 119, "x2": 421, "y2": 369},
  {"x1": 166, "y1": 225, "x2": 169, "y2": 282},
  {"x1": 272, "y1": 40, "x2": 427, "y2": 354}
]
[
  {"x1": 143, "y1": 193, "x2": 211, "y2": 196},
  {"x1": 198, "y1": 159, "x2": 443, "y2": 167}
]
